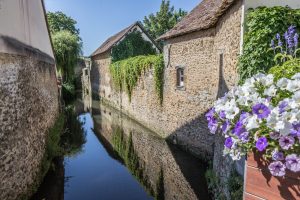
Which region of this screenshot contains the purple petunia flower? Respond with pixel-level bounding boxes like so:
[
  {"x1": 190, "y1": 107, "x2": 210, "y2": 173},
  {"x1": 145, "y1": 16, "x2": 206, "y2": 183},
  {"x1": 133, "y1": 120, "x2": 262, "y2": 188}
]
[
  {"x1": 256, "y1": 137, "x2": 268, "y2": 152},
  {"x1": 205, "y1": 108, "x2": 215, "y2": 122},
  {"x1": 279, "y1": 136, "x2": 295, "y2": 150},
  {"x1": 232, "y1": 120, "x2": 247, "y2": 137},
  {"x1": 239, "y1": 131, "x2": 249, "y2": 143},
  {"x1": 285, "y1": 154, "x2": 300, "y2": 172},
  {"x1": 208, "y1": 118, "x2": 218, "y2": 134},
  {"x1": 252, "y1": 103, "x2": 271, "y2": 119},
  {"x1": 221, "y1": 120, "x2": 230, "y2": 134},
  {"x1": 278, "y1": 101, "x2": 288, "y2": 114},
  {"x1": 290, "y1": 123, "x2": 300, "y2": 138},
  {"x1": 272, "y1": 150, "x2": 284, "y2": 161},
  {"x1": 225, "y1": 137, "x2": 233, "y2": 149},
  {"x1": 270, "y1": 132, "x2": 280, "y2": 140},
  {"x1": 240, "y1": 112, "x2": 249, "y2": 122},
  {"x1": 268, "y1": 161, "x2": 286, "y2": 177},
  {"x1": 219, "y1": 110, "x2": 226, "y2": 120}
]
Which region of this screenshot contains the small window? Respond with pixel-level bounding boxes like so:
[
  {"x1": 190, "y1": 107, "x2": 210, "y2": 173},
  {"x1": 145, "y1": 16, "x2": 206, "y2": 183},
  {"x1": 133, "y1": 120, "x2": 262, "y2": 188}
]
[
  {"x1": 176, "y1": 67, "x2": 184, "y2": 87},
  {"x1": 84, "y1": 69, "x2": 88, "y2": 76}
]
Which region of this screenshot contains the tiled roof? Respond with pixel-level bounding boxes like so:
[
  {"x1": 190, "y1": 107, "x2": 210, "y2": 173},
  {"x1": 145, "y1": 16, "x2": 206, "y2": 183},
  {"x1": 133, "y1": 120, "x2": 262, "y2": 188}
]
[
  {"x1": 91, "y1": 22, "x2": 137, "y2": 57},
  {"x1": 158, "y1": 0, "x2": 236, "y2": 40}
]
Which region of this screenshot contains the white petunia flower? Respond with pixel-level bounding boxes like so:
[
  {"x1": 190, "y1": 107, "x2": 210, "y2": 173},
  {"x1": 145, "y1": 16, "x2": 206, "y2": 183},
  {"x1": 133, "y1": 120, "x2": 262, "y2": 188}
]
[
  {"x1": 277, "y1": 78, "x2": 289, "y2": 90},
  {"x1": 264, "y1": 85, "x2": 277, "y2": 97},
  {"x1": 246, "y1": 115, "x2": 259, "y2": 130},
  {"x1": 292, "y1": 73, "x2": 300, "y2": 80},
  {"x1": 224, "y1": 99, "x2": 240, "y2": 119},
  {"x1": 286, "y1": 80, "x2": 300, "y2": 92}
]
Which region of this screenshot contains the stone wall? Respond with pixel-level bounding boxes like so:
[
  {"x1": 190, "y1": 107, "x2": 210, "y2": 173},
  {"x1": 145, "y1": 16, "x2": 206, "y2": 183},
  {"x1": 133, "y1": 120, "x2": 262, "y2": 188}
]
[
  {"x1": 90, "y1": 2, "x2": 242, "y2": 160},
  {"x1": 0, "y1": 53, "x2": 59, "y2": 200},
  {"x1": 212, "y1": 1, "x2": 243, "y2": 198}
]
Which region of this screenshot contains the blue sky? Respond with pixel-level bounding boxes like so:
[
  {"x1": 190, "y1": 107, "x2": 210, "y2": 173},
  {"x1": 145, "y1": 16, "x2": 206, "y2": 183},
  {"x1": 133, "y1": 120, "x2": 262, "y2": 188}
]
[{"x1": 45, "y1": 0, "x2": 201, "y2": 56}]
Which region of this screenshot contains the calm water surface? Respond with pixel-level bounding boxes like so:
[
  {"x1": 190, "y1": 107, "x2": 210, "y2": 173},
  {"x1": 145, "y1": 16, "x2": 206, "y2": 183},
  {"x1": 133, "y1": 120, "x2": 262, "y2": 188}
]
[{"x1": 32, "y1": 99, "x2": 210, "y2": 200}]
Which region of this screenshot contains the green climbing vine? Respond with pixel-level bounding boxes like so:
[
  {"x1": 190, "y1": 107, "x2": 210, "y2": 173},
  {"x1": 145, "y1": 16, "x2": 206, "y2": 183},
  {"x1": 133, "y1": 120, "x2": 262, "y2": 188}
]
[
  {"x1": 238, "y1": 6, "x2": 300, "y2": 83},
  {"x1": 109, "y1": 54, "x2": 164, "y2": 104}
]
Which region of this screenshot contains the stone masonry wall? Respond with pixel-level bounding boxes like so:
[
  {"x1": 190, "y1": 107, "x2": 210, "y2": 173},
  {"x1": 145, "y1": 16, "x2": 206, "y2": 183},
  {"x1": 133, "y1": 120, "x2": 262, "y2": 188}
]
[
  {"x1": 212, "y1": 1, "x2": 243, "y2": 198},
  {"x1": 90, "y1": 2, "x2": 242, "y2": 160},
  {"x1": 0, "y1": 53, "x2": 59, "y2": 200}
]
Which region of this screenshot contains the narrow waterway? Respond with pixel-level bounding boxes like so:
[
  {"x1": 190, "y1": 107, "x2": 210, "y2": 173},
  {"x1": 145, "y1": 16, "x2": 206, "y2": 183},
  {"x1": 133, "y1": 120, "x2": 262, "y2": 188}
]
[{"x1": 32, "y1": 98, "x2": 210, "y2": 200}]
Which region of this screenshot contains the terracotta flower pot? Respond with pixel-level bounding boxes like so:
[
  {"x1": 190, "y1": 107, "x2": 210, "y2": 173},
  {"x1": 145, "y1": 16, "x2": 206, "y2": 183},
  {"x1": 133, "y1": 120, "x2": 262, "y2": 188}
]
[{"x1": 244, "y1": 152, "x2": 300, "y2": 200}]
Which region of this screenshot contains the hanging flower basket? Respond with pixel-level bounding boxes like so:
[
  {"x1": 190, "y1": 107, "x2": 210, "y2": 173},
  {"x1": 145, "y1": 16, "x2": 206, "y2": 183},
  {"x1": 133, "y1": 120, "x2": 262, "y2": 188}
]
[{"x1": 206, "y1": 26, "x2": 300, "y2": 199}]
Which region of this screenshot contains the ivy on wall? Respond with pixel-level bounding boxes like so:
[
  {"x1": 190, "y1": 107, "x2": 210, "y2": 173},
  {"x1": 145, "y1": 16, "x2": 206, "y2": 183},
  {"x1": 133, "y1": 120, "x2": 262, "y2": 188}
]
[
  {"x1": 111, "y1": 31, "x2": 158, "y2": 63},
  {"x1": 109, "y1": 55, "x2": 164, "y2": 104},
  {"x1": 238, "y1": 6, "x2": 300, "y2": 82}
]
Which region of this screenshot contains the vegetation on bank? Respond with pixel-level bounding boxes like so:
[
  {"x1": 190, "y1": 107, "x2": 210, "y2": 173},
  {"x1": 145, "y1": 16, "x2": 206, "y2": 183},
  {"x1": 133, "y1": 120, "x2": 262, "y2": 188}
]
[
  {"x1": 238, "y1": 6, "x2": 300, "y2": 82},
  {"x1": 205, "y1": 167, "x2": 243, "y2": 200},
  {"x1": 47, "y1": 11, "x2": 82, "y2": 102},
  {"x1": 25, "y1": 105, "x2": 86, "y2": 200},
  {"x1": 110, "y1": 55, "x2": 164, "y2": 103}
]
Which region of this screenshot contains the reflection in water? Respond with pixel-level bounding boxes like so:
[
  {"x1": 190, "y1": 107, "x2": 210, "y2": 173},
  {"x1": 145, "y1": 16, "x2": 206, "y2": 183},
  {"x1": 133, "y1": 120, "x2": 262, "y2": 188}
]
[
  {"x1": 32, "y1": 97, "x2": 210, "y2": 200},
  {"x1": 92, "y1": 101, "x2": 210, "y2": 200}
]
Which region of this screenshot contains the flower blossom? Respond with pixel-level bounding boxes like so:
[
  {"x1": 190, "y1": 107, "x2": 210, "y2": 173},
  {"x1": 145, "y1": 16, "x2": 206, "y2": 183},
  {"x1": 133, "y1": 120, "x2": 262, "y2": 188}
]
[
  {"x1": 268, "y1": 161, "x2": 286, "y2": 177},
  {"x1": 285, "y1": 154, "x2": 300, "y2": 172}
]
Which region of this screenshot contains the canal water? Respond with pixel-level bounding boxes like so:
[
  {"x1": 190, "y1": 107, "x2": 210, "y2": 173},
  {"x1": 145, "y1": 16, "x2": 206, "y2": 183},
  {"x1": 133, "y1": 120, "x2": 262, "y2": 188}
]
[{"x1": 31, "y1": 98, "x2": 210, "y2": 200}]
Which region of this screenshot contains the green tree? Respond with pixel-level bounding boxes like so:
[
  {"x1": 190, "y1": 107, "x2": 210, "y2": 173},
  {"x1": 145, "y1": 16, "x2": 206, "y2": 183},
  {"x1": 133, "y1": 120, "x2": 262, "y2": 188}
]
[
  {"x1": 52, "y1": 30, "x2": 82, "y2": 81},
  {"x1": 47, "y1": 11, "x2": 80, "y2": 36},
  {"x1": 143, "y1": 0, "x2": 187, "y2": 39},
  {"x1": 111, "y1": 31, "x2": 157, "y2": 62},
  {"x1": 47, "y1": 12, "x2": 82, "y2": 82}
]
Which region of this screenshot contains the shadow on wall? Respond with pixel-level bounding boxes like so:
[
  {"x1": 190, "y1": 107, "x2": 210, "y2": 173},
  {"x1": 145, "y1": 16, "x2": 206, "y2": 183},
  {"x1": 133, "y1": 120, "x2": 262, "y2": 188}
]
[
  {"x1": 166, "y1": 53, "x2": 229, "y2": 160},
  {"x1": 90, "y1": 61, "x2": 100, "y2": 98},
  {"x1": 167, "y1": 143, "x2": 210, "y2": 200},
  {"x1": 0, "y1": 35, "x2": 55, "y2": 64},
  {"x1": 166, "y1": 113, "x2": 215, "y2": 159}
]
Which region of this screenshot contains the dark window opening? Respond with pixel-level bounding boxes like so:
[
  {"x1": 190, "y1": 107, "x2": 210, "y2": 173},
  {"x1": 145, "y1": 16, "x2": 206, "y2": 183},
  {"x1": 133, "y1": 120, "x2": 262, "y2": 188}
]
[{"x1": 176, "y1": 67, "x2": 184, "y2": 87}]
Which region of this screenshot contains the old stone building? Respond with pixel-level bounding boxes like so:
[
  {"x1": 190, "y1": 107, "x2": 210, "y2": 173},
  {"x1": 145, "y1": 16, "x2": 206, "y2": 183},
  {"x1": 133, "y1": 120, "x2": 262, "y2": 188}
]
[
  {"x1": 90, "y1": 21, "x2": 161, "y2": 98},
  {"x1": 90, "y1": 0, "x2": 300, "y2": 198},
  {"x1": 0, "y1": 0, "x2": 59, "y2": 199}
]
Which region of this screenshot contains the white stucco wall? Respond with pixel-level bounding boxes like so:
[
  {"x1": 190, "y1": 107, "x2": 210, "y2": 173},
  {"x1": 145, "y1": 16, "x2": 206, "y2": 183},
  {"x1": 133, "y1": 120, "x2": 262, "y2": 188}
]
[
  {"x1": 240, "y1": 0, "x2": 300, "y2": 53},
  {"x1": 0, "y1": 0, "x2": 54, "y2": 58},
  {"x1": 245, "y1": 0, "x2": 300, "y2": 11}
]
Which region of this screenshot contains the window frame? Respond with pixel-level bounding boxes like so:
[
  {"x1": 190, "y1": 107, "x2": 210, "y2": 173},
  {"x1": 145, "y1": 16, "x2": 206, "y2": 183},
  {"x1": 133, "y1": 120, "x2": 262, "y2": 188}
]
[{"x1": 176, "y1": 66, "x2": 185, "y2": 90}]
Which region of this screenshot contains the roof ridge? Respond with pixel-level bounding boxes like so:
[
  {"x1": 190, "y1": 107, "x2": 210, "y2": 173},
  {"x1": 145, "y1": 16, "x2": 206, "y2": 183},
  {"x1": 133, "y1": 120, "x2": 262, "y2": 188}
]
[
  {"x1": 158, "y1": 0, "x2": 237, "y2": 40},
  {"x1": 90, "y1": 22, "x2": 138, "y2": 57}
]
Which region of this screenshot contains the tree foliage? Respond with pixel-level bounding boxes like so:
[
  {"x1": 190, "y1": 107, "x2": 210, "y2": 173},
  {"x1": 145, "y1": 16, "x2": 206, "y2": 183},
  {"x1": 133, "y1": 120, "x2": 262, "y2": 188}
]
[
  {"x1": 52, "y1": 30, "x2": 82, "y2": 81},
  {"x1": 111, "y1": 31, "x2": 157, "y2": 62},
  {"x1": 143, "y1": 0, "x2": 187, "y2": 39},
  {"x1": 47, "y1": 11, "x2": 80, "y2": 36},
  {"x1": 47, "y1": 12, "x2": 82, "y2": 82},
  {"x1": 238, "y1": 7, "x2": 300, "y2": 83}
]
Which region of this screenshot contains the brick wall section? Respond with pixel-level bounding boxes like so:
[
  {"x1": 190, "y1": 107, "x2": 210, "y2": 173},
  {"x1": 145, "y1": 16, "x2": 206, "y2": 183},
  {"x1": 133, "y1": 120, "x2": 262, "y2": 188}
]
[
  {"x1": 90, "y1": 1, "x2": 242, "y2": 160},
  {"x1": 0, "y1": 53, "x2": 59, "y2": 200}
]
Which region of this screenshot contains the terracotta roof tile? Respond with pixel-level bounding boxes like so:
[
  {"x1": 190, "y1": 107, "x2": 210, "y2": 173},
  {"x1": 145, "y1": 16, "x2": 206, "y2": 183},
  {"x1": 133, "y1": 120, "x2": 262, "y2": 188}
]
[
  {"x1": 91, "y1": 22, "x2": 137, "y2": 57},
  {"x1": 158, "y1": 0, "x2": 236, "y2": 40}
]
